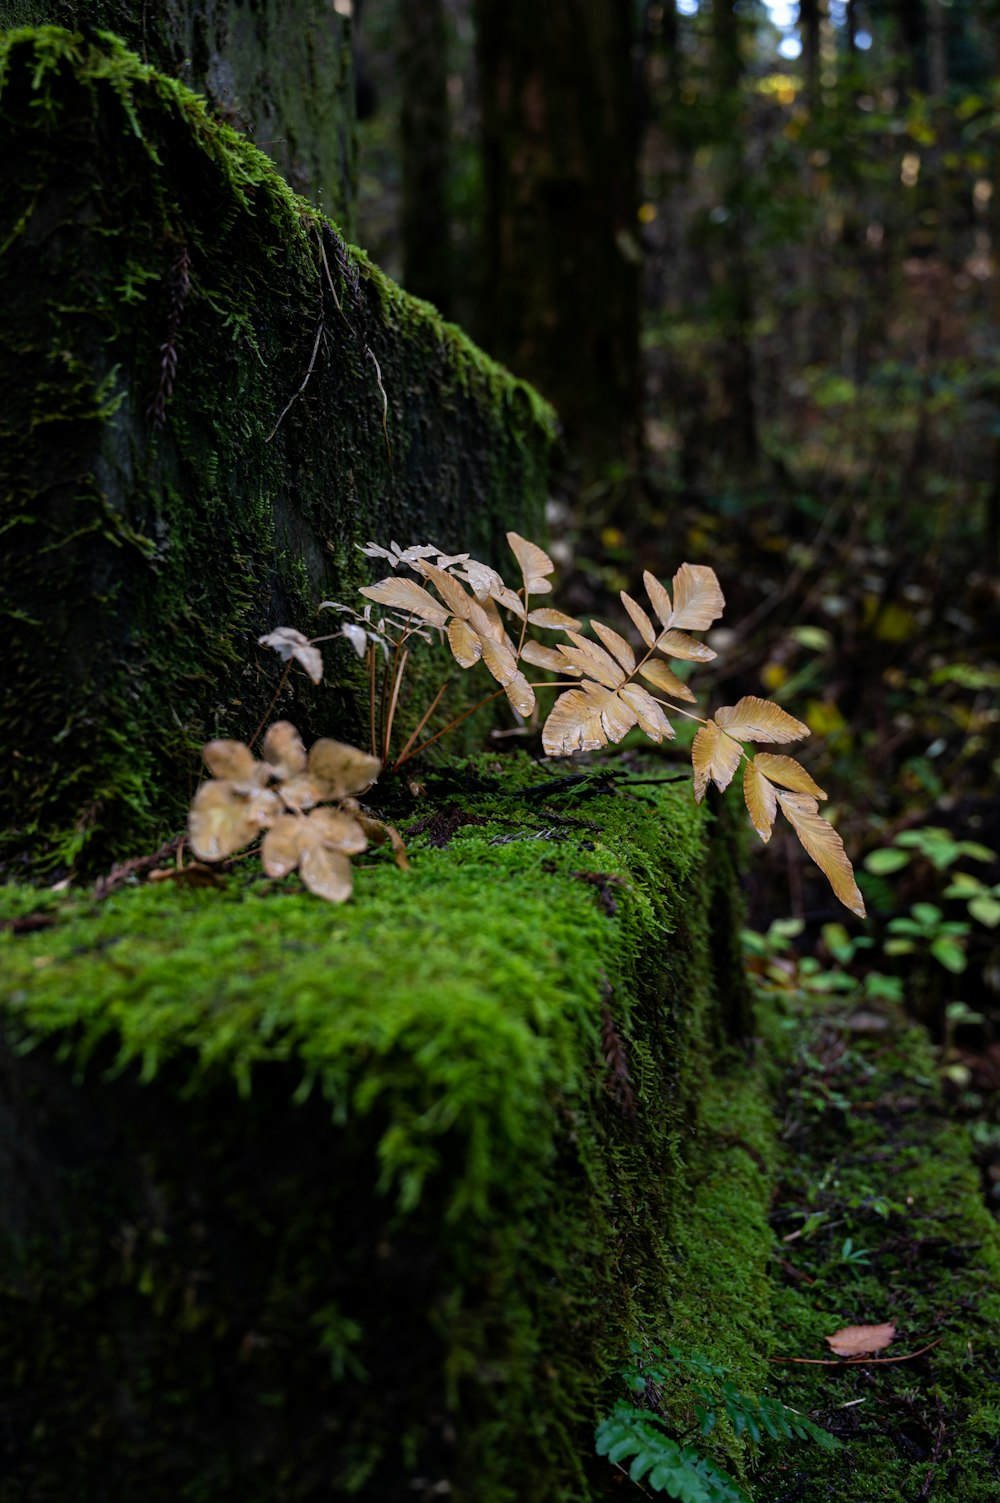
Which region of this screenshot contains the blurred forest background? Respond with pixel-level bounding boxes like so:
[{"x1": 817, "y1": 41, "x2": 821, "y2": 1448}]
[{"x1": 352, "y1": 0, "x2": 999, "y2": 1104}]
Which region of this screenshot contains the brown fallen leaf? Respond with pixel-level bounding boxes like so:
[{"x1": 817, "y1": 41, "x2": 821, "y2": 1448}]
[{"x1": 825, "y1": 1321, "x2": 896, "y2": 1358}]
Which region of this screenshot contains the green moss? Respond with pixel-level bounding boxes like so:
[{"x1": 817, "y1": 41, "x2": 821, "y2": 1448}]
[
  {"x1": 0, "y1": 768, "x2": 753, "y2": 1502},
  {"x1": 752, "y1": 996, "x2": 1000, "y2": 1502},
  {"x1": 0, "y1": 27, "x2": 555, "y2": 876}
]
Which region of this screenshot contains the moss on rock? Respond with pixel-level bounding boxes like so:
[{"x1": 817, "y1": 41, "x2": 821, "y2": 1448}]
[{"x1": 0, "y1": 26, "x2": 554, "y2": 876}]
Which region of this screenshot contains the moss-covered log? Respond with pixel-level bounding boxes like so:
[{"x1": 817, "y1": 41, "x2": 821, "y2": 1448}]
[
  {"x1": 0, "y1": 27, "x2": 554, "y2": 875},
  {"x1": 0, "y1": 0, "x2": 358, "y2": 230},
  {"x1": 0, "y1": 768, "x2": 758, "y2": 1503}
]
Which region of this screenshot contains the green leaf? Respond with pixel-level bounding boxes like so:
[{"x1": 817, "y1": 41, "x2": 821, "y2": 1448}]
[
  {"x1": 969, "y1": 896, "x2": 1000, "y2": 929},
  {"x1": 930, "y1": 937, "x2": 967, "y2": 974},
  {"x1": 911, "y1": 902, "x2": 943, "y2": 926},
  {"x1": 864, "y1": 847, "x2": 911, "y2": 875}
]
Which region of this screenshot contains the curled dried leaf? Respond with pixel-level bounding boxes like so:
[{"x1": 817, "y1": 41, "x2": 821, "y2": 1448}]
[
  {"x1": 480, "y1": 635, "x2": 520, "y2": 687},
  {"x1": 715, "y1": 696, "x2": 809, "y2": 744},
  {"x1": 258, "y1": 627, "x2": 324, "y2": 684},
  {"x1": 619, "y1": 683, "x2": 674, "y2": 741},
  {"x1": 447, "y1": 617, "x2": 483, "y2": 669},
  {"x1": 744, "y1": 760, "x2": 778, "y2": 842},
  {"x1": 655, "y1": 628, "x2": 717, "y2": 663},
  {"x1": 307, "y1": 806, "x2": 369, "y2": 853},
  {"x1": 358, "y1": 576, "x2": 450, "y2": 628},
  {"x1": 670, "y1": 563, "x2": 726, "y2": 631},
  {"x1": 753, "y1": 752, "x2": 826, "y2": 800},
  {"x1": 557, "y1": 631, "x2": 626, "y2": 689},
  {"x1": 308, "y1": 739, "x2": 382, "y2": 800},
  {"x1": 507, "y1": 531, "x2": 554, "y2": 594},
  {"x1": 692, "y1": 721, "x2": 743, "y2": 801},
  {"x1": 356, "y1": 813, "x2": 410, "y2": 870},
  {"x1": 299, "y1": 843, "x2": 354, "y2": 903},
  {"x1": 638, "y1": 658, "x2": 696, "y2": 703},
  {"x1": 542, "y1": 688, "x2": 609, "y2": 755},
  {"x1": 620, "y1": 590, "x2": 657, "y2": 648},
  {"x1": 776, "y1": 790, "x2": 866, "y2": 917},
  {"x1": 203, "y1": 739, "x2": 262, "y2": 785},
  {"x1": 592, "y1": 620, "x2": 636, "y2": 673},
  {"x1": 503, "y1": 670, "x2": 536, "y2": 718},
  {"x1": 262, "y1": 813, "x2": 306, "y2": 877},
  {"x1": 262, "y1": 721, "x2": 308, "y2": 781},
  {"x1": 189, "y1": 782, "x2": 279, "y2": 861},
  {"x1": 527, "y1": 606, "x2": 581, "y2": 630},
  {"x1": 418, "y1": 560, "x2": 476, "y2": 620},
  {"x1": 521, "y1": 639, "x2": 582, "y2": 675},
  {"x1": 643, "y1": 570, "x2": 673, "y2": 628},
  {"x1": 491, "y1": 583, "x2": 527, "y2": 617}
]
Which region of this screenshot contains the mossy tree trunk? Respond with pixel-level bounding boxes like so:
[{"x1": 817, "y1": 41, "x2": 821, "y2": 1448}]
[
  {"x1": 474, "y1": 0, "x2": 643, "y2": 487},
  {"x1": 0, "y1": 0, "x2": 358, "y2": 233}
]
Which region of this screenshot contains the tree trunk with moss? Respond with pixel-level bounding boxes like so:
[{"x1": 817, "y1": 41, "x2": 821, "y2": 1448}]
[
  {"x1": 474, "y1": 0, "x2": 643, "y2": 485},
  {"x1": 0, "y1": 27, "x2": 553, "y2": 876},
  {"x1": 399, "y1": 0, "x2": 452, "y2": 314},
  {"x1": 0, "y1": 0, "x2": 358, "y2": 232}
]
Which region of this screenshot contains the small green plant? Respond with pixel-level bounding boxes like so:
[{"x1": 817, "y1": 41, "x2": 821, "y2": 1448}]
[{"x1": 595, "y1": 1343, "x2": 839, "y2": 1501}]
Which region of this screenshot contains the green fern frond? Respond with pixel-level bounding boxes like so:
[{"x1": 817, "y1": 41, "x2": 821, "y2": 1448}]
[{"x1": 595, "y1": 1403, "x2": 751, "y2": 1503}]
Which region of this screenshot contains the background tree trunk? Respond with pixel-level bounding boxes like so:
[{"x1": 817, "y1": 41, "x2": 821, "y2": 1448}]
[
  {"x1": 399, "y1": 0, "x2": 453, "y2": 313},
  {"x1": 474, "y1": 0, "x2": 643, "y2": 486}
]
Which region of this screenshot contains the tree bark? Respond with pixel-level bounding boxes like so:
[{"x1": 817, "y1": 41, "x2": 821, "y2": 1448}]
[
  {"x1": 475, "y1": 0, "x2": 643, "y2": 483},
  {"x1": 399, "y1": 0, "x2": 453, "y2": 314}
]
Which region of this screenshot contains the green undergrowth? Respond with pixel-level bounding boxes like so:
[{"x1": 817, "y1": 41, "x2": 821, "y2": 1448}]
[
  {"x1": 0, "y1": 765, "x2": 764, "y2": 1502},
  {"x1": 0, "y1": 26, "x2": 553, "y2": 876},
  {"x1": 752, "y1": 993, "x2": 1000, "y2": 1502}
]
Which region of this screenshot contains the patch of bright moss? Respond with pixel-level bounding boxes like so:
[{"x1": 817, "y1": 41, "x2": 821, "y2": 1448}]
[{"x1": 0, "y1": 769, "x2": 757, "y2": 1502}]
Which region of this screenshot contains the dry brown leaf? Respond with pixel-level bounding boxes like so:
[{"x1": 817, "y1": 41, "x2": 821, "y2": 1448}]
[
  {"x1": 261, "y1": 721, "x2": 307, "y2": 781},
  {"x1": 527, "y1": 606, "x2": 581, "y2": 630},
  {"x1": 670, "y1": 563, "x2": 726, "y2": 631},
  {"x1": 619, "y1": 683, "x2": 674, "y2": 741},
  {"x1": 307, "y1": 807, "x2": 369, "y2": 854},
  {"x1": 692, "y1": 721, "x2": 743, "y2": 801},
  {"x1": 447, "y1": 617, "x2": 483, "y2": 669},
  {"x1": 744, "y1": 760, "x2": 778, "y2": 842},
  {"x1": 643, "y1": 569, "x2": 673, "y2": 628},
  {"x1": 638, "y1": 658, "x2": 697, "y2": 703},
  {"x1": 582, "y1": 681, "x2": 639, "y2": 743},
  {"x1": 418, "y1": 560, "x2": 475, "y2": 620},
  {"x1": 258, "y1": 627, "x2": 324, "y2": 684},
  {"x1": 299, "y1": 843, "x2": 354, "y2": 903},
  {"x1": 558, "y1": 631, "x2": 626, "y2": 689},
  {"x1": 507, "y1": 531, "x2": 554, "y2": 594},
  {"x1": 188, "y1": 782, "x2": 279, "y2": 861},
  {"x1": 491, "y1": 582, "x2": 527, "y2": 617},
  {"x1": 542, "y1": 688, "x2": 608, "y2": 754},
  {"x1": 455, "y1": 558, "x2": 502, "y2": 599},
  {"x1": 307, "y1": 739, "x2": 381, "y2": 800},
  {"x1": 753, "y1": 753, "x2": 826, "y2": 800},
  {"x1": 481, "y1": 634, "x2": 519, "y2": 687},
  {"x1": 825, "y1": 1322, "x2": 896, "y2": 1358},
  {"x1": 592, "y1": 620, "x2": 637, "y2": 673},
  {"x1": 474, "y1": 593, "x2": 507, "y2": 642},
  {"x1": 620, "y1": 590, "x2": 657, "y2": 648},
  {"x1": 356, "y1": 813, "x2": 410, "y2": 869},
  {"x1": 503, "y1": 670, "x2": 536, "y2": 718},
  {"x1": 358, "y1": 576, "x2": 450, "y2": 628},
  {"x1": 715, "y1": 696, "x2": 809, "y2": 744},
  {"x1": 261, "y1": 813, "x2": 306, "y2": 877},
  {"x1": 655, "y1": 628, "x2": 717, "y2": 663},
  {"x1": 776, "y1": 790, "x2": 866, "y2": 916},
  {"x1": 277, "y1": 773, "x2": 320, "y2": 812},
  {"x1": 202, "y1": 739, "x2": 261, "y2": 785},
  {"x1": 520, "y1": 639, "x2": 581, "y2": 675}
]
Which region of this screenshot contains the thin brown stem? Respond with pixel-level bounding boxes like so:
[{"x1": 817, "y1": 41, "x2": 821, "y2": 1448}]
[
  {"x1": 249, "y1": 660, "x2": 293, "y2": 750},
  {"x1": 367, "y1": 644, "x2": 378, "y2": 757},
  {"x1": 395, "y1": 688, "x2": 506, "y2": 767},
  {"x1": 391, "y1": 678, "x2": 450, "y2": 769},
  {"x1": 382, "y1": 647, "x2": 409, "y2": 763}
]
